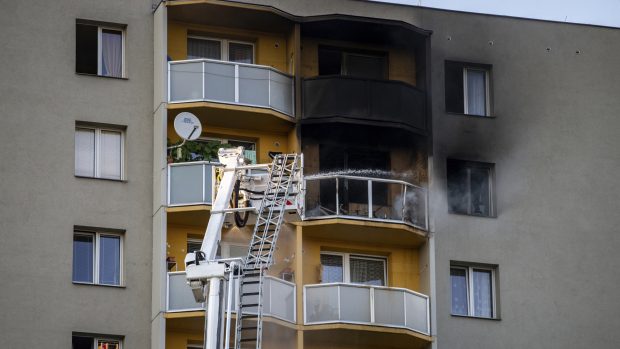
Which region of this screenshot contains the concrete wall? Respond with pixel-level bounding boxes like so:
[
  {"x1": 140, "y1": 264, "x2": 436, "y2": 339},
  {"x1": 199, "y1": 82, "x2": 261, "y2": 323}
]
[
  {"x1": 0, "y1": 0, "x2": 153, "y2": 347},
  {"x1": 234, "y1": 0, "x2": 620, "y2": 348}
]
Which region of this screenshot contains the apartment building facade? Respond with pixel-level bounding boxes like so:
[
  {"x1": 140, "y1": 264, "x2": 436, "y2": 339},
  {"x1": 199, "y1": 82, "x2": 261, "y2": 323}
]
[{"x1": 1, "y1": 0, "x2": 619, "y2": 348}]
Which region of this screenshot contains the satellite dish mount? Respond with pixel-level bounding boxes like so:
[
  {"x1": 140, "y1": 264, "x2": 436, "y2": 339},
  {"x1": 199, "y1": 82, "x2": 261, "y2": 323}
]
[{"x1": 168, "y1": 112, "x2": 202, "y2": 150}]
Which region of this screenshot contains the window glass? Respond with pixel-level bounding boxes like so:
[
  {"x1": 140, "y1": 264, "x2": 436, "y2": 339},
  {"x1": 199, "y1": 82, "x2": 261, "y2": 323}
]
[
  {"x1": 100, "y1": 130, "x2": 122, "y2": 180},
  {"x1": 450, "y1": 267, "x2": 468, "y2": 316},
  {"x1": 228, "y1": 42, "x2": 253, "y2": 64},
  {"x1": 466, "y1": 69, "x2": 487, "y2": 116},
  {"x1": 101, "y1": 29, "x2": 123, "y2": 78},
  {"x1": 72, "y1": 336, "x2": 93, "y2": 349},
  {"x1": 97, "y1": 339, "x2": 121, "y2": 349},
  {"x1": 75, "y1": 128, "x2": 95, "y2": 177},
  {"x1": 470, "y1": 167, "x2": 490, "y2": 216},
  {"x1": 187, "y1": 38, "x2": 221, "y2": 60},
  {"x1": 99, "y1": 235, "x2": 121, "y2": 285},
  {"x1": 320, "y1": 254, "x2": 343, "y2": 283},
  {"x1": 187, "y1": 239, "x2": 202, "y2": 254},
  {"x1": 473, "y1": 269, "x2": 493, "y2": 317},
  {"x1": 349, "y1": 256, "x2": 385, "y2": 286},
  {"x1": 73, "y1": 234, "x2": 94, "y2": 283}
]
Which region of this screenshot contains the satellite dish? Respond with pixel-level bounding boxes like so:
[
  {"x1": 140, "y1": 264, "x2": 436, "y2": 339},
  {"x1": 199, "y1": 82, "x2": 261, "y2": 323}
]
[{"x1": 173, "y1": 112, "x2": 202, "y2": 141}]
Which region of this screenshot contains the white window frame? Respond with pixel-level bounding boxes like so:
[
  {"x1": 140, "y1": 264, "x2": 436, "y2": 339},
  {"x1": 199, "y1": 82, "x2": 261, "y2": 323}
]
[
  {"x1": 187, "y1": 35, "x2": 255, "y2": 63},
  {"x1": 73, "y1": 230, "x2": 124, "y2": 287},
  {"x1": 75, "y1": 125, "x2": 125, "y2": 180},
  {"x1": 450, "y1": 265, "x2": 497, "y2": 319},
  {"x1": 320, "y1": 252, "x2": 388, "y2": 285},
  {"x1": 463, "y1": 67, "x2": 491, "y2": 116},
  {"x1": 97, "y1": 26, "x2": 126, "y2": 78}
]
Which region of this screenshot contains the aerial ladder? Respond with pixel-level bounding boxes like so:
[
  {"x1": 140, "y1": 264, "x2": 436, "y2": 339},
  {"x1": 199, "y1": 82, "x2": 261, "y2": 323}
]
[{"x1": 184, "y1": 147, "x2": 302, "y2": 349}]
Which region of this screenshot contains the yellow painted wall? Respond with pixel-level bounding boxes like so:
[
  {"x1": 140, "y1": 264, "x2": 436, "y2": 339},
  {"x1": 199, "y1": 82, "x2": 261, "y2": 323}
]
[
  {"x1": 167, "y1": 121, "x2": 289, "y2": 164},
  {"x1": 301, "y1": 233, "x2": 421, "y2": 292},
  {"x1": 168, "y1": 21, "x2": 291, "y2": 73},
  {"x1": 301, "y1": 38, "x2": 416, "y2": 85},
  {"x1": 167, "y1": 223, "x2": 205, "y2": 271},
  {"x1": 166, "y1": 330, "x2": 203, "y2": 349}
]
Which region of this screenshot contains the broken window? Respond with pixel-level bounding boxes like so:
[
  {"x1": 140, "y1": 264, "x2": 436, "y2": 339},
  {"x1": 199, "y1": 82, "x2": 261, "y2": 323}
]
[{"x1": 447, "y1": 159, "x2": 495, "y2": 217}]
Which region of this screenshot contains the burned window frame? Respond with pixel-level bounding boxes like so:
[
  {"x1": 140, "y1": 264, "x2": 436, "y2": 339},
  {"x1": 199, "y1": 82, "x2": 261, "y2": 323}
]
[{"x1": 446, "y1": 159, "x2": 496, "y2": 217}]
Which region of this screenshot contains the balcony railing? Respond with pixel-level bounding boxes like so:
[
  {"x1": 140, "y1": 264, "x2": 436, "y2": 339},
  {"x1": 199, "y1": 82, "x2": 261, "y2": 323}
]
[
  {"x1": 167, "y1": 161, "x2": 218, "y2": 206},
  {"x1": 304, "y1": 283, "x2": 430, "y2": 336},
  {"x1": 168, "y1": 59, "x2": 294, "y2": 116},
  {"x1": 303, "y1": 175, "x2": 428, "y2": 230},
  {"x1": 302, "y1": 76, "x2": 427, "y2": 132},
  {"x1": 166, "y1": 271, "x2": 296, "y2": 323}
]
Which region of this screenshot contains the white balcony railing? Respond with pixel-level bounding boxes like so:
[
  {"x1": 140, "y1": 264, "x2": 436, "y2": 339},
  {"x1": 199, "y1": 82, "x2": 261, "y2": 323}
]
[
  {"x1": 166, "y1": 271, "x2": 296, "y2": 323},
  {"x1": 304, "y1": 283, "x2": 430, "y2": 335},
  {"x1": 167, "y1": 161, "x2": 218, "y2": 206},
  {"x1": 303, "y1": 175, "x2": 428, "y2": 230},
  {"x1": 168, "y1": 59, "x2": 294, "y2": 116}
]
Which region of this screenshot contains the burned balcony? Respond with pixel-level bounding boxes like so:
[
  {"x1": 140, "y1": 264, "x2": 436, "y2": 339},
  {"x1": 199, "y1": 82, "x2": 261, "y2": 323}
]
[
  {"x1": 168, "y1": 59, "x2": 294, "y2": 117},
  {"x1": 302, "y1": 76, "x2": 427, "y2": 133},
  {"x1": 303, "y1": 175, "x2": 428, "y2": 230}
]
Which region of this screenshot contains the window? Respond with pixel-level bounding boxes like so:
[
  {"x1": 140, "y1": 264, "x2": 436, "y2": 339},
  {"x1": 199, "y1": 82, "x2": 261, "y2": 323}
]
[
  {"x1": 73, "y1": 334, "x2": 122, "y2": 349},
  {"x1": 187, "y1": 237, "x2": 202, "y2": 254},
  {"x1": 319, "y1": 46, "x2": 387, "y2": 79},
  {"x1": 75, "y1": 124, "x2": 125, "y2": 180},
  {"x1": 447, "y1": 159, "x2": 495, "y2": 217},
  {"x1": 445, "y1": 61, "x2": 491, "y2": 116},
  {"x1": 202, "y1": 137, "x2": 257, "y2": 164},
  {"x1": 73, "y1": 229, "x2": 123, "y2": 286},
  {"x1": 76, "y1": 21, "x2": 125, "y2": 78},
  {"x1": 320, "y1": 252, "x2": 387, "y2": 286},
  {"x1": 450, "y1": 263, "x2": 498, "y2": 319},
  {"x1": 187, "y1": 36, "x2": 254, "y2": 64}
]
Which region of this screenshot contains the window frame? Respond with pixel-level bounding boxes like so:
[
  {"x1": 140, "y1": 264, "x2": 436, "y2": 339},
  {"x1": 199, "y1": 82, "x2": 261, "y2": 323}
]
[
  {"x1": 320, "y1": 251, "x2": 388, "y2": 286},
  {"x1": 463, "y1": 67, "x2": 491, "y2": 116},
  {"x1": 72, "y1": 334, "x2": 123, "y2": 349},
  {"x1": 73, "y1": 230, "x2": 124, "y2": 287},
  {"x1": 187, "y1": 35, "x2": 255, "y2": 63},
  {"x1": 75, "y1": 125, "x2": 125, "y2": 181},
  {"x1": 97, "y1": 26, "x2": 126, "y2": 78},
  {"x1": 446, "y1": 159, "x2": 496, "y2": 217},
  {"x1": 450, "y1": 264, "x2": 498, "y2": 319}
]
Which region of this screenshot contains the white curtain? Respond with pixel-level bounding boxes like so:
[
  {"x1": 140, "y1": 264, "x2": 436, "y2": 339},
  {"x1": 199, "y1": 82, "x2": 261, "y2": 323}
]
[
  {"x1": 100, "y1": 130, "x2": 122, "y2": 180},
  {"x1": 466, "y1": 69, "x2": 487, "y2": 116},
  {"x1": 350, "y1": 257, "x2": 385, "y2": 286},
  {"x1": 75, "y1": 128, "x2": 95, "y2": 177},
  {"x1": 473, "y1": 269, "x2": 493, "y2": 317},
  {"x1": 187, "y1": 38, "x2": 221, "y2": 60},
  {"x1": 102, "y1": 30, "x2": 123, "y2": 77},
  {"x1": 320, "y1": 254, "x2": 343, "y2": 283}
]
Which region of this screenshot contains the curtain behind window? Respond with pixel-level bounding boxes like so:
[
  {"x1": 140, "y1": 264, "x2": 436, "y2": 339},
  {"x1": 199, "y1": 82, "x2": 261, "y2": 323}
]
[
  {"x1": 101, "y1": 30, "x2": 122, "y2": 77},
  {"x1": 349, "y1": 257, "x2": 385, "y2": 286},
  {"x1": 466, "y1": 69, "x2": 486, "y2": 116},
  {"x1": 228, "y1": 42, "x2": 253, "y2": 64},
  {"x1": 187, "y1": 38, "x2": 221, "y2": 60},
  {"x1": 100, "y1": 130, "x2": 122, "y2": 180},
  {"x1": 320, "y1": 254, "x2": 343, "y2": 283},
  {"x1": 473, "y1": 269, "x2": 493, "y2": 317}
]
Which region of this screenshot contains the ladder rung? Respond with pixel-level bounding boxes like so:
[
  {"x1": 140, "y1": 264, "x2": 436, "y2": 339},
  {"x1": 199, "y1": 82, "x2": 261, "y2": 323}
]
[
  {"x1": 239, "y1": 338, "x2": 257, "y2": 342},
  {"x1": 242, "y1": 281, "x2": 260, "y2": 284},
  {"x1": 241, "y1": 303, "x2": 259, "y2": 307},
  {"x1": 241, "y1": 326, "x2": 258, "y2": 330},
  {"x1": 241, "y1": 314, "x2": 258, "y2": 319},
  {"x1": 242, "y1": 292, "x2": 259, "y2": 296}
]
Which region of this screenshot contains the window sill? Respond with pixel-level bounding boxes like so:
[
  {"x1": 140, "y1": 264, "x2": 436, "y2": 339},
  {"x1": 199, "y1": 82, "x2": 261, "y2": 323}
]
[
  {"x1": 76, "y1": 72, "x2": 128, "y2": 80},
  {"x1": 451, "y1": 314, "x2": 501, "y2": 321},
  {"x1": 448, "y1": 211, "x2": 497, "y2": 219},
  {"x1": 73, "y1": 281, "x2": 125, "y2": 288},
  {"x1": 446, "y1": 111, "x2": 497, "y2": 119},
  {"x1": 75, "y1": 175, "x2": 127, "y2": 183}
]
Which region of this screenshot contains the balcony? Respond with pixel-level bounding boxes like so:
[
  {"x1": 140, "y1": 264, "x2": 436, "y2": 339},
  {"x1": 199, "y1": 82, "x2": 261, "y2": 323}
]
[
  {"x1": 303, "y1": 175, "x2": 428, "y2": 231},
  {"x1": 168, "y1": 59, "x2": 294, "y2": 117},
  {"x1": 304, "y1": 283, "x2": 430, "y2": 336},
  {"x1": 166, "y1": 271, "x2": 296, "y2": 323},
  {"x1": 302, "y1": 76, "x2": 427, "y2": 134},
  {"x1": 167, "y1": 161, "x2": 217, "y2": 207}
]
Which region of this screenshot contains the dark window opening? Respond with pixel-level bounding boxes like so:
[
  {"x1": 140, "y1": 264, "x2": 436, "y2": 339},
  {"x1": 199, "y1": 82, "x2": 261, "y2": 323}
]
[
  {"x1": 76, "y1": 24, "x2": 98, "y2": 75},
  {"x1": 447, "y1": 159, "x2": 495, "y2": 217},
  {"x1": 318, "y1": 46, "x2": 387, "y2": 79}
]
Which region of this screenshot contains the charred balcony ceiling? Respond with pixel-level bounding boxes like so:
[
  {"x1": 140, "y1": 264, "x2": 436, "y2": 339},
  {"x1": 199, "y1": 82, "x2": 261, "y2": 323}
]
[{"x1": 301, "y1": 16, "x2": 431, "y2": 48}]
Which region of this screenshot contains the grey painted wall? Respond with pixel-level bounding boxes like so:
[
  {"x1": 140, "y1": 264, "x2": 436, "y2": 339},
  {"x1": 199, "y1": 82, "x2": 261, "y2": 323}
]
[
  {"x1": 0, "y1": 0, "x2": 154, "y2": 347},
  {"x1": 237, "y1": 0, "x2": 620, "y2": 347}
]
